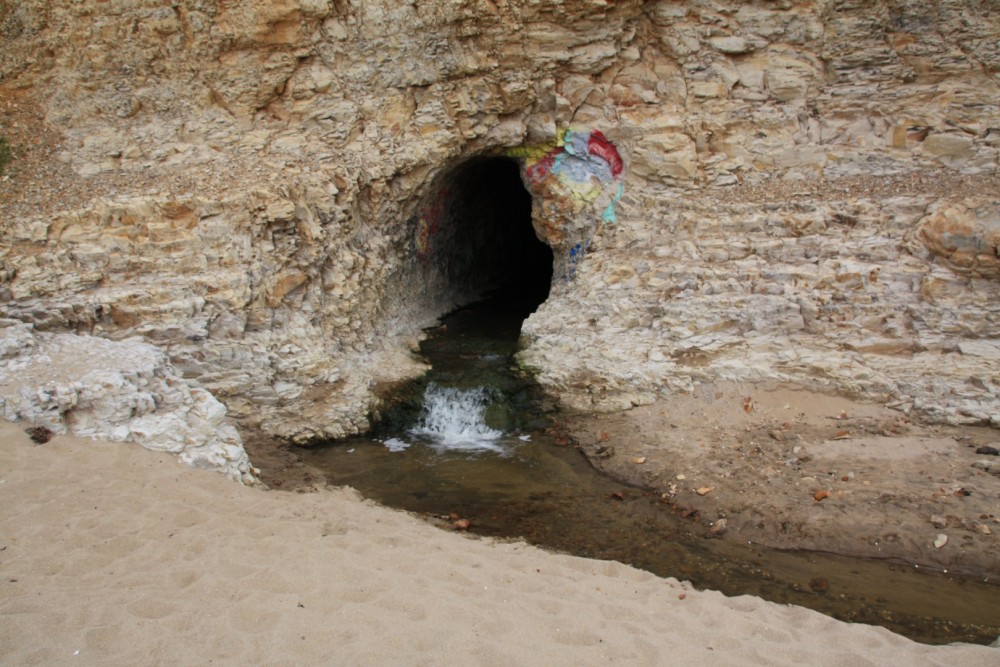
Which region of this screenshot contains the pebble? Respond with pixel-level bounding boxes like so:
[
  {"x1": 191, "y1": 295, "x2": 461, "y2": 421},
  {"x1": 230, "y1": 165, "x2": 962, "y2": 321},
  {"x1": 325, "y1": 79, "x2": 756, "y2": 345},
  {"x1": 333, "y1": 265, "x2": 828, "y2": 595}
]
[
  {"x1": 929, "y1": 514, "x2": 948, "y2": 529},
  {"x1": 707, "y1": 518, "x2": 727, "y2": 537},
  {"x1": 975, "y1": 446, "x2": 999, "y2": 456},
  {"x1": 809, "y1": 577, "x2": 830, "y2": 593},
  {"x1": 933, "y1": 533, "x2": 948, "y2": 549},
  {"x1": 26, "y1": 426, "x2": 54, "y2": 444}
]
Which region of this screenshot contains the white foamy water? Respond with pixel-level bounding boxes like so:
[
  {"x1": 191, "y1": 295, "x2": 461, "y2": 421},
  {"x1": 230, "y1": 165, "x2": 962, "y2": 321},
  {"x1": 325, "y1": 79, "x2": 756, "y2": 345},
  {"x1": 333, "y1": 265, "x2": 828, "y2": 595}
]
[
  {"x1": 408, "y1": 384, "x2": 505, "y2": 453},
  {"x1": 381, "y1": 437, "x2": 411, "y2": 452}
]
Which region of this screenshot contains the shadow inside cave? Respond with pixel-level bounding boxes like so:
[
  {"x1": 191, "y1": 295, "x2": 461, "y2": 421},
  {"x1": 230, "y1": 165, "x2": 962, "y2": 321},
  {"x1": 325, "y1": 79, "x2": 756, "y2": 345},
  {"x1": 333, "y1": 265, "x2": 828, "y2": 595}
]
[{"x1": 417, "y1": 156, "x2": 553, "y2": 321}]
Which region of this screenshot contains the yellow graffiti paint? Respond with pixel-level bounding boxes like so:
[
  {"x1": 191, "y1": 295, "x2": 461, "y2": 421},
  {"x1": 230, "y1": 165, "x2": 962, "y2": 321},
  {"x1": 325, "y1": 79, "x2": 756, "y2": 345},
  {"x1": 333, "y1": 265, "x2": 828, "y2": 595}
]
[{"x1": 503, "y1": 145, "x2": 550, "y2": 160}]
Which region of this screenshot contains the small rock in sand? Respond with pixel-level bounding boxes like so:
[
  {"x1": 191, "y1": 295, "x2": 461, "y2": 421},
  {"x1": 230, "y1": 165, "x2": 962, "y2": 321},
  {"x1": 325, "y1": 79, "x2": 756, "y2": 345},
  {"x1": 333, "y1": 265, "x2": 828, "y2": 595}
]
[
  {"x1": 930, "y1": 515, "x2": 948, "y2": 529},
  {"x1": 706, "y1": 518, "x2": 727, "y2": 538},
  {"x1": 934, "y1": 533, "x2": 948, "y2": 549},
  {"x1": 26, "y1": 426, "x2": 54, "y2": 444},
  {"x1": 809, "y1": 577, "x2": 830, "y2": 593}
]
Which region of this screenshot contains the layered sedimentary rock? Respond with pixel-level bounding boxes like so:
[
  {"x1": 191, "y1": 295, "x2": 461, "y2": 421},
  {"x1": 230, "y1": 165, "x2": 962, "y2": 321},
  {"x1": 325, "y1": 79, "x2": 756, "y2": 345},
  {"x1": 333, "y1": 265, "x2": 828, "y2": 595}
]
[
  {"x1": 0, "y1": 319, "x2": 257, "y2": 482},
  {"x1": 1, "y1": 0, "x2": 998, "y2": 452}
]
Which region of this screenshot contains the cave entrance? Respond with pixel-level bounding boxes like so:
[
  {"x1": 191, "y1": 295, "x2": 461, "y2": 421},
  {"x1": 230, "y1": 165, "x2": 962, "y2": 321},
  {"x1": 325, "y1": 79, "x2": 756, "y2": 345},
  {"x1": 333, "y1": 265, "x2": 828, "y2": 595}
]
[{"x1": 426, "y1": 156, "x2": 553, "y2": 318}]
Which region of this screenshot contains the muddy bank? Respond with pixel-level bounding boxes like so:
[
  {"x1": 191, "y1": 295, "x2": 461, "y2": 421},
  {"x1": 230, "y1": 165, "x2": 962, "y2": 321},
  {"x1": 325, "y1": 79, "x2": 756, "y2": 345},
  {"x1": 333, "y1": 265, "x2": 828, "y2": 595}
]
[{"x1": 564, "y1": 382, "x2": 1000, "y2": 578}]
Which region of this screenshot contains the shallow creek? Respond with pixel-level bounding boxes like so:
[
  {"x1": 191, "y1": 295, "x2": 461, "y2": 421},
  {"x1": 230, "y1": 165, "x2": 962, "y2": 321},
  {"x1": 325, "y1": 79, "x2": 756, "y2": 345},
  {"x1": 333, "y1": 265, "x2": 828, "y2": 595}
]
[{"x1": 299, "y1": 292, "x2": 1000, "y2": 646}]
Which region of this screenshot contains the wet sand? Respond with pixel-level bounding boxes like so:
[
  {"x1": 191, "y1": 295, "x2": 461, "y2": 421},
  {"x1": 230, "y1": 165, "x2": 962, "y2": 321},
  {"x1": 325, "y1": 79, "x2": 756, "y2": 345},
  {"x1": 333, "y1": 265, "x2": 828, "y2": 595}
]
[{"x1": 568, "y1": 382, "x2": 1000, "y2": 577}]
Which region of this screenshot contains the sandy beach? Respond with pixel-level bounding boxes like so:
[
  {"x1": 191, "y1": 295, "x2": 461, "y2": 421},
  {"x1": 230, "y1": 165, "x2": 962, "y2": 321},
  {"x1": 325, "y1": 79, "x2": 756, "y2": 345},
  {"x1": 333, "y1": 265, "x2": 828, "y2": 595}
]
[{"x1": 1, "y1": 422, "x2": 997, "y2": 666}]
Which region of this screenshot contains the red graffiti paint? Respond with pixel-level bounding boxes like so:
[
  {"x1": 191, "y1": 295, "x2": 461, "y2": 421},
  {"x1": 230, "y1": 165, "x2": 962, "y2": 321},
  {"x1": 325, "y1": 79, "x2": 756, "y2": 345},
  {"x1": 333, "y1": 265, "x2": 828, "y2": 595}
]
[
  {"x1": 587, "y1": 130, "x2": 622, "y2": 177},
  {"x1": 415, "y1": 187, "x2": 450, "y2": 257}
]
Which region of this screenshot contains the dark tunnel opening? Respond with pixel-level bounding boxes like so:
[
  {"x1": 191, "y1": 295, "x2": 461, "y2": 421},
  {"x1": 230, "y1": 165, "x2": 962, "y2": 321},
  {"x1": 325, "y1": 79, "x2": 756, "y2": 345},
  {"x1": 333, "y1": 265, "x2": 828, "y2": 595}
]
[{"x1": 439, "y1": 156, "x2": 553, "y2": 314}]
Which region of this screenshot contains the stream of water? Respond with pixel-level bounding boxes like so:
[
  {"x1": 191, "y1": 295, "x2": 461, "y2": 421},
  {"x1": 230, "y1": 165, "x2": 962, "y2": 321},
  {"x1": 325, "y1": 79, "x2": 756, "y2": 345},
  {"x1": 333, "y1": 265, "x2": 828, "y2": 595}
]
[{"x1": 300, "y1": 291, "x2": 1000, "y2": 646}]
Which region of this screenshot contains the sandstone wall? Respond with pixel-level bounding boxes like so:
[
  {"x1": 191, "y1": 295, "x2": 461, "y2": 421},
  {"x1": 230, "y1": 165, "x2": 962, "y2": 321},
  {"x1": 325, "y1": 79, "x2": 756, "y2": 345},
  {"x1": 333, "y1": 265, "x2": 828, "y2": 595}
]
[{"x1": 1, "y1": 0, "x2": 998, "y2": 443}]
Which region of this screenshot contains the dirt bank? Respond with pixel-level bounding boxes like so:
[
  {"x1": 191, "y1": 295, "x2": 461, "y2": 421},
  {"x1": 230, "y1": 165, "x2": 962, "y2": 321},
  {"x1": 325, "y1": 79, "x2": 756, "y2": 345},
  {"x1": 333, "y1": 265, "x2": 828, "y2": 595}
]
[{"x1": 563, "y1": 382, "x2": 1000, "y2": 578}]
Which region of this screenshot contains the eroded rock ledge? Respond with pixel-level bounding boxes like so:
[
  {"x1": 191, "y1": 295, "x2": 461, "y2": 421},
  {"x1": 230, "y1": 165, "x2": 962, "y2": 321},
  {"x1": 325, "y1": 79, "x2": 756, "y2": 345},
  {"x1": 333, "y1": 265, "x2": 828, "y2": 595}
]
[
  {"x1": 0, "y1": 320, "x2": 257, "y2": 483},
  {"x1": 1, "y1": 0, "x2": 999, "y2": 455}
]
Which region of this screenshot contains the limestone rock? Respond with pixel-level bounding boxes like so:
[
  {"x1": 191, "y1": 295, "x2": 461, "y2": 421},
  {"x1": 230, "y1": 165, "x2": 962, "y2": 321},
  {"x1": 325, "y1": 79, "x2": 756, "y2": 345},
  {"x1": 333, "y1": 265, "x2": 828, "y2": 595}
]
[
  {"x1": 0, "y1": 0, "x2": 998, "y2": 453},
  {"x1": 631, "y1": 132, "x2": 698, "y2": 183},
  {"x1": 921, "y1": 133, "x2": 976, "y2": 167},
  {"x1": 0, "y1": 321, "x2": 257, "y2": 485},
  {"x1": 918, "y1": 201, "x2": 1000, "y2": 277}
]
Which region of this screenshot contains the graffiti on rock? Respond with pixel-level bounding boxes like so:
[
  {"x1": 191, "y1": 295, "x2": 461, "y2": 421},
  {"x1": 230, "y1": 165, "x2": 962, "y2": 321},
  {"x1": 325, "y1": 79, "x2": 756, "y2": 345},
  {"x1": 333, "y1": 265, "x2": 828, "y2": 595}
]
[
  {"x1": 507, "y1": 128, "x2": 624, "y2": 281},
  {"x1": 414, "y1": 187, "x2": 450, "y2": 258},
  {"x1": 566, "y1": 240, "x2": 589, "y2": 281},
  {"x1": 507, "y1": 128, "x2": 624, "y2": 224}
]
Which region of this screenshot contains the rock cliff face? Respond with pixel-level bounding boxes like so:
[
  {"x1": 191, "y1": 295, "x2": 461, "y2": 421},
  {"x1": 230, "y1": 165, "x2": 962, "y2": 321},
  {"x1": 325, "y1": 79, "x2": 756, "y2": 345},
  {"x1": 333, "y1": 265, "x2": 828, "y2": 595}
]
[{"x1": 1, "y1": 0, "x2": 999, "y2": 448}]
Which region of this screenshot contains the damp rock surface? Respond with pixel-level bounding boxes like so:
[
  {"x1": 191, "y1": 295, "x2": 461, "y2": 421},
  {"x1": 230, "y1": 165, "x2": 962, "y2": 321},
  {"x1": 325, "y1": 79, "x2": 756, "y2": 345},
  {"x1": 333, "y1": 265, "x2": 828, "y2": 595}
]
[{"x1": 0, "y1": 0, "x2": 998, "y2": 444}]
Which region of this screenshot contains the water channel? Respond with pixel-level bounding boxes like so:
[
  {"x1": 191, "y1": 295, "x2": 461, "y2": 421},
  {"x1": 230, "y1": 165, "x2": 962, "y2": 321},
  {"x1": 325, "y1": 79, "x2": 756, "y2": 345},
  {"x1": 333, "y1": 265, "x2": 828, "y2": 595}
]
[{"x1": 299, "y1": 290, "x2": 1000, "y2": 646}]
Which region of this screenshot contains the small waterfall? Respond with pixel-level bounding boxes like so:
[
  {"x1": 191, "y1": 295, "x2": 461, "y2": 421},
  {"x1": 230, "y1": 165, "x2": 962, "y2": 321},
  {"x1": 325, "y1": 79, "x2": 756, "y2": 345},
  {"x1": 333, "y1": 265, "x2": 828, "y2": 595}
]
[{"x1": 407, "y1": 383, "x2": 505, "y2": 453}]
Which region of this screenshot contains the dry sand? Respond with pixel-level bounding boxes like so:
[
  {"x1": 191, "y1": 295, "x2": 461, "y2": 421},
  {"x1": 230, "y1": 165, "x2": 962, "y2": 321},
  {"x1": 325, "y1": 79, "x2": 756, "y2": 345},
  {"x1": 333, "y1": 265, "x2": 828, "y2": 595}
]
[{"x1": 1, "y1": 422, "x2": 997, "y2": 666}]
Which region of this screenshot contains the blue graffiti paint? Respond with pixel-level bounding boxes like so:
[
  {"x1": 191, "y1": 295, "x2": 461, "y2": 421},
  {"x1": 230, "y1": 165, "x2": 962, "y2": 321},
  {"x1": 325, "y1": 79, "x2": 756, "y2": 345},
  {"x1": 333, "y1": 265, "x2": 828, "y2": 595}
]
[{"x1": 566, "y1": 241, "x2": 589, "y2": 282}]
